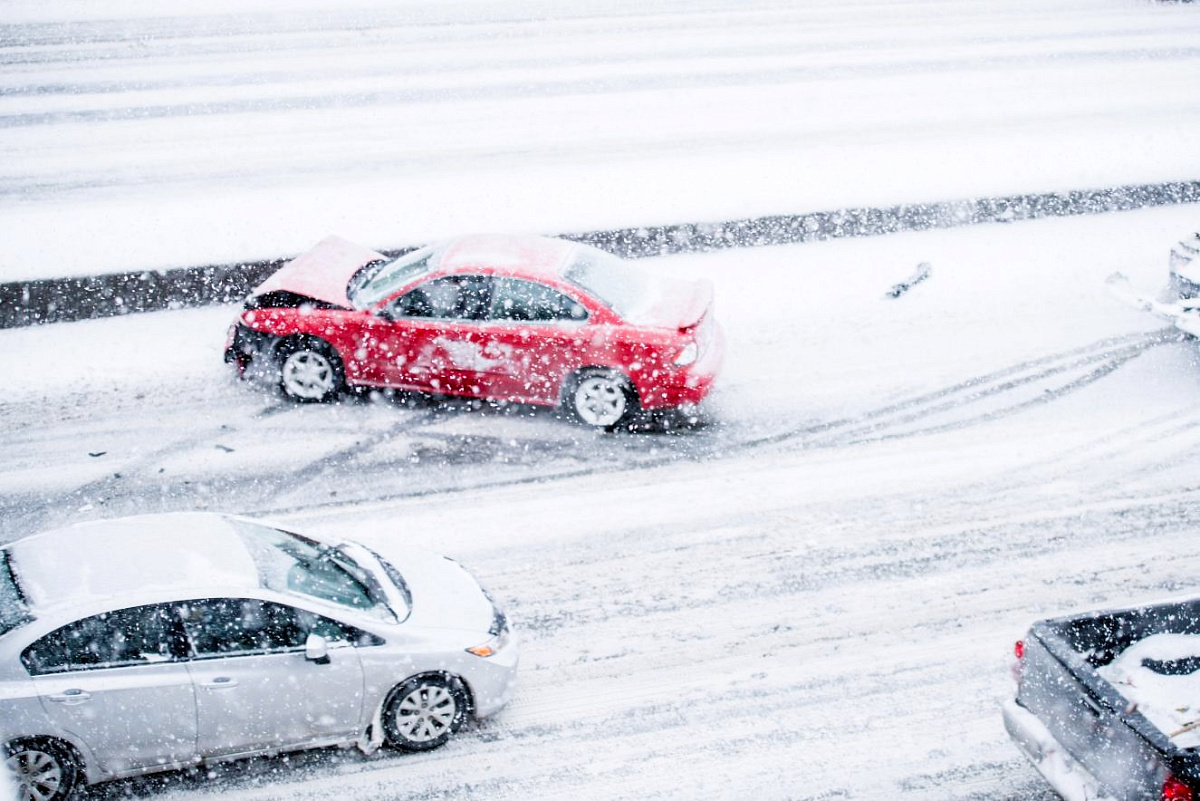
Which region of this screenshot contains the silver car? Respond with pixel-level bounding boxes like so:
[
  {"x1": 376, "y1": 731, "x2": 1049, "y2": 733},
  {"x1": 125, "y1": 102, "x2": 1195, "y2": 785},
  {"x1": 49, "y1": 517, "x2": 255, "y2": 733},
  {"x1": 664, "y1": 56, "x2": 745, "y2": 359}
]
[{"x1": 0, "y1": 513, "x2": 518, "y2": 801}]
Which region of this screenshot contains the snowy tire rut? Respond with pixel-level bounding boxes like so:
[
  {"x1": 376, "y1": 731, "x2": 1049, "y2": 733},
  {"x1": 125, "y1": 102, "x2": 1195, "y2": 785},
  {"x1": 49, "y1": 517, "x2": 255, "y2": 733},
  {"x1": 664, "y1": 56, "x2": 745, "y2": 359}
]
[{"x1": 0, "y1": 329, "x2": 1181, "y2": 541}]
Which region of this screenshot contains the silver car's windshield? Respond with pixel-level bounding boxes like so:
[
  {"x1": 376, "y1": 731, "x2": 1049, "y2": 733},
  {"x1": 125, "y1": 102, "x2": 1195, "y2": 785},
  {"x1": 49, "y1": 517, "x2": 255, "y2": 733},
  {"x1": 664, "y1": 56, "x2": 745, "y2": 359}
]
[
  {"x1": 349, "y1": 246, "x2": 437, "y2": 308},
  {"x1": 231, "y1": 520, "x2": 396, "y2": 622},
  {"x1": 0, "y1": 552, "x2": 32, "y2": 636},
  {"x1": 562, "y1": 245, "x2": 656, "y2": 322}
]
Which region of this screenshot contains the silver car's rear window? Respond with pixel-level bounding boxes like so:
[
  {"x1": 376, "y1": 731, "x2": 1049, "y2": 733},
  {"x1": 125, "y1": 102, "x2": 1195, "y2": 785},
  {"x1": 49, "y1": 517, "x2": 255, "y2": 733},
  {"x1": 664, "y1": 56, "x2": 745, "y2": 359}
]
[{"x1": 0, "y1": 552, "x2": 32, "y2": 636}]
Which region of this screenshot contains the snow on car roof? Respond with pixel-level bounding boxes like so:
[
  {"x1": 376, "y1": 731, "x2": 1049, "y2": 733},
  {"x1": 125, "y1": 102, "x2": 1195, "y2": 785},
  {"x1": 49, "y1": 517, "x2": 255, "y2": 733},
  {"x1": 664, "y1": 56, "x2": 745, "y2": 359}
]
[
  {"x1": 438, "y1": 234, "x2": 577, "y2": 278},
  {"x1": 6, "y1": 512, "x2": 261, "y2": 611}
]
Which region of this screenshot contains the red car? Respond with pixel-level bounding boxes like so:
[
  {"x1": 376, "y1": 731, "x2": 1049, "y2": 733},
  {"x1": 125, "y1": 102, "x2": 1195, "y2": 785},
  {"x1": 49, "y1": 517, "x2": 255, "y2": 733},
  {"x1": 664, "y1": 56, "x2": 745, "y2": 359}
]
[{"x1": 225, "y1": 234, "x2": 723, "y2": 428}]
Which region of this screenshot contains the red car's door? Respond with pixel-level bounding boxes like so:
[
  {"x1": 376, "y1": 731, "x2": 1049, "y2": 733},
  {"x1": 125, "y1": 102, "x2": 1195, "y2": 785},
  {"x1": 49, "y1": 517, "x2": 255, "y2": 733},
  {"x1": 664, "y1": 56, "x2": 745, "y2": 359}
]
[
  {"x1": 371, "y1": 274, "x2": 492, "y2": 395},
  {"x1": 474, "y1": 277, "x2": 593, "y2": 404}
]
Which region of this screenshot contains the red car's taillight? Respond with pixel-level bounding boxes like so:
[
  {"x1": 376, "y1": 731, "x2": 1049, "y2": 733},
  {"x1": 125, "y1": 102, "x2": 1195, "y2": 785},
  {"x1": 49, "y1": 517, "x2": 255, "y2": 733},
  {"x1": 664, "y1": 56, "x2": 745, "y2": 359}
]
[
  {"x1": 1163, "y1": 775, "x2": 1194, "y2": 801},
  {"x1": 673, "y1": 341, "x2": 699, "y2": 366}
]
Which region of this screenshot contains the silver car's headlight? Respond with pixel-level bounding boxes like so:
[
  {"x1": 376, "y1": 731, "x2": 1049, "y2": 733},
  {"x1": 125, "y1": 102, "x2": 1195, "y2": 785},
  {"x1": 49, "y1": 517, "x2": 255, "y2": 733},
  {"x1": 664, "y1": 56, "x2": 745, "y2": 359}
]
[
  {"x1": 466, "y1": 607, "x2": 511, "y2": 658},
  {"x1": 466, "y1": 626, "x2": 511, "y2": 658}
]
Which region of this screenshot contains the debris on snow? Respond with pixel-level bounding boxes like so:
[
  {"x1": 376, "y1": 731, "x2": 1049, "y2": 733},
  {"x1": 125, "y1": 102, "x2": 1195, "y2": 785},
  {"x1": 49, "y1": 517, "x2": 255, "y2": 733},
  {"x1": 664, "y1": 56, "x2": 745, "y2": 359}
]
[
  {"x1": 1105, "y1": 272, "x2": 1200, "y2": 337},
  {"x1": 884, "y1": 262, "x2": 932, "y2": 299}
]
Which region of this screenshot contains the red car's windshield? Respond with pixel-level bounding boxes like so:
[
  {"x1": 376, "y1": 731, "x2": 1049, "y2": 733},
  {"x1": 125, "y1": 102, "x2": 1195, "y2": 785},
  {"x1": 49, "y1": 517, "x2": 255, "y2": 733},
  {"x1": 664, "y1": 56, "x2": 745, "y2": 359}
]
[{"x1": 349, "y1": 246, "x2": 437, "y2": 308}]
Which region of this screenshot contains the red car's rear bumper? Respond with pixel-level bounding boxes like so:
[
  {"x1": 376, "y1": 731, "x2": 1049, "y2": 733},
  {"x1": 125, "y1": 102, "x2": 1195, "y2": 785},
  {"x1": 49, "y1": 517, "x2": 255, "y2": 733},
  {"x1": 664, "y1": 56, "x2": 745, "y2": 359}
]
[{"x1": 637, "y1": 322, "x2": 725, "y2": 410}]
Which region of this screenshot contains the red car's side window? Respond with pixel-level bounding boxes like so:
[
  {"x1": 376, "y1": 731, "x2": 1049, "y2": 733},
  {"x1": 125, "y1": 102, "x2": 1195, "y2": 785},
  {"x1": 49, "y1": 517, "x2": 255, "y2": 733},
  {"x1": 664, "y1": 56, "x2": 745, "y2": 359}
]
[
  {"x1": 489, "y1": 278, "x2": 587, "y2": 323},
  {"x1": 388, "y1": 276, "x2": 490, "y2": 321}
]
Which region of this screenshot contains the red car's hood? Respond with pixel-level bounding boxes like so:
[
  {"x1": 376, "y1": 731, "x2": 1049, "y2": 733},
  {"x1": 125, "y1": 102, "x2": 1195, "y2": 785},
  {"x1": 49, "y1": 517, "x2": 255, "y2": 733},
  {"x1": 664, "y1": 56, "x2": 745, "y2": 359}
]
[
  {"x1": 633, "y1": 276, "x2": 714, "y2": 330},
  {"x1": 250, "y1": 236, "x2": 385, "y2": 309}
]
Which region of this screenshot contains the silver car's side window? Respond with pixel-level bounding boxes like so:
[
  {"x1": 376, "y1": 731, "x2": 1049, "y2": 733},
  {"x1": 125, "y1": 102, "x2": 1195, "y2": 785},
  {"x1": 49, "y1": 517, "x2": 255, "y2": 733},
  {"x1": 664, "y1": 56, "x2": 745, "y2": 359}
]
[
  {"x1": 21, "y1": 604, "x2": 187, "y2": 676},
  {"x1": 179, "y1": 598, "x2": 379, "y2": 658},
  {"x1": 179, "y1": 598, "x2": 306, "y2": 658}
]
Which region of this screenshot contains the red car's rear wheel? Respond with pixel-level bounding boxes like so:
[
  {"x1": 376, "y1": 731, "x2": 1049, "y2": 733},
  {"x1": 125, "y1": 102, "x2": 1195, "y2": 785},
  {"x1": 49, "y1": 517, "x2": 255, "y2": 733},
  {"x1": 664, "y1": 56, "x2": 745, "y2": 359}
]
[{"x1": 567, "y1": 368, "x2": 637, "y2": 429}]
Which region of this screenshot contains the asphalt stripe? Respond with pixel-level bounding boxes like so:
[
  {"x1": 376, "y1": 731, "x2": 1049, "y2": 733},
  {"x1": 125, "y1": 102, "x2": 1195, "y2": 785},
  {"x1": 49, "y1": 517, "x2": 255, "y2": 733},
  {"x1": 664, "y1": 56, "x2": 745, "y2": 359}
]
[{"x1": 2, "y1": 179, "x2": 1197, "y2": 329}]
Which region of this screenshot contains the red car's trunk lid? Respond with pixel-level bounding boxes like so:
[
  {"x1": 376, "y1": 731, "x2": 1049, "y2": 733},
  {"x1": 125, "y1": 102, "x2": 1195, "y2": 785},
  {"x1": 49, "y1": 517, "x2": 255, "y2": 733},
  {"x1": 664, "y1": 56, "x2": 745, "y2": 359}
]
[
  {"x1": 251, "y1": 236, "x2": 385, "y2": 309},
  {"x1": 634, "y1": 277, "x2": 714, "y2": 330}
]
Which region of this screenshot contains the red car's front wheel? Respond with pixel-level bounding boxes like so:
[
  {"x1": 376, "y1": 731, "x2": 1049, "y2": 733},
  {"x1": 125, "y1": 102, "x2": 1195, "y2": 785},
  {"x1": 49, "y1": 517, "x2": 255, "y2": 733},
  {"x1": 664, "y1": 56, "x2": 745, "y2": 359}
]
[{"x1": 277, "y1": 339, "x2": 345, "y2": 403}]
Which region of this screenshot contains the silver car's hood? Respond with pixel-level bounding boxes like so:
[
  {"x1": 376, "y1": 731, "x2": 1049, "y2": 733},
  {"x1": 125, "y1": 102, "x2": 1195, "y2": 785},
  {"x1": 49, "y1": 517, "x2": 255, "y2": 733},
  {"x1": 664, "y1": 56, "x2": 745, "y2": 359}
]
[{"x1": 368, "y1": 544, "x2": 495, "y2": 636}]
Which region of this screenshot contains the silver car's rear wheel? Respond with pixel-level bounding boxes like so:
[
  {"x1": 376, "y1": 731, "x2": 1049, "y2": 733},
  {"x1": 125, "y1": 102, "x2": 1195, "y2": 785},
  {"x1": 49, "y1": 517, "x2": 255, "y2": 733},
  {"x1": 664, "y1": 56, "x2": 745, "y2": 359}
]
[
  {"x1": 5, "y1": 741, "x2": 79, "y2": 801},
  {"x1": 568, "y1": 368, "x2": 636, "y2": 428},
  {"x1": 382, "y1": 675, "x2": 468, "y2": 752},
  {"x1": 278, "y1": 340, "x2": 343, "y2": 402}
]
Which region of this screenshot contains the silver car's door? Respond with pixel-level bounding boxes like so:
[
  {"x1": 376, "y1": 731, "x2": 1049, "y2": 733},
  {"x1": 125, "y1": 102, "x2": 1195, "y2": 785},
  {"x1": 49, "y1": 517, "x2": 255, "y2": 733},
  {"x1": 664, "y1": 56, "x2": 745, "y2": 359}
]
[
  {"x1": 179, "y1": 598, "x2": 365, "y2": 758},
  {"x1": 22, "y1": 603, "x2": 198, "y2": 775}
]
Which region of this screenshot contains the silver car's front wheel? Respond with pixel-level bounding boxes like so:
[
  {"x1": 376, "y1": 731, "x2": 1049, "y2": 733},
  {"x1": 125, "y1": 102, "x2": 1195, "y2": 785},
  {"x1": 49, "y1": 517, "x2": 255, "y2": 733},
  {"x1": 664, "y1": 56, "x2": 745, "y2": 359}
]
[
  {"x1": 382, "y1": 675, "x2": 468, "y2": 752},
  {"x1": 5, "y1": 742, "x2": 79, "y2": 801},
  {"x1": 569, "y1": 369, "x2": 635, "y2": 428},
  {"x1": 278, "y1": 341, "x2": 343, "y2": 402}
]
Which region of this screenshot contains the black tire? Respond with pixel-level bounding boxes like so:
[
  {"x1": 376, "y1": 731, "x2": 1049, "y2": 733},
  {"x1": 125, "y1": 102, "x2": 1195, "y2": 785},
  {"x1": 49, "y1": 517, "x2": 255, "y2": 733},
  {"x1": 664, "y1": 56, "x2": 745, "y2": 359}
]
[
  {"x1": 381, "y1": 674, "x2": 469, "y2": 752},
  {"x1": 5, "y1": 739, "x2": 81, "y2": 801},
  {"x1": 277, "y1": 338, "x2": 345, "y2": 403},
  {"x1": 564, "y1": 368, "x2": 637, "y2": 429}
]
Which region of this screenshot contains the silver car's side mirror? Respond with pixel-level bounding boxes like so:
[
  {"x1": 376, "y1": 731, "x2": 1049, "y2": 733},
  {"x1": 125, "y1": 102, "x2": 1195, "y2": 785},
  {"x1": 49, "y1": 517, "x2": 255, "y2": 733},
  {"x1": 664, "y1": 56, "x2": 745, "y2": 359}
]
[{"x1": 305, "y1": 633, "x2": 331, "y2": 665}]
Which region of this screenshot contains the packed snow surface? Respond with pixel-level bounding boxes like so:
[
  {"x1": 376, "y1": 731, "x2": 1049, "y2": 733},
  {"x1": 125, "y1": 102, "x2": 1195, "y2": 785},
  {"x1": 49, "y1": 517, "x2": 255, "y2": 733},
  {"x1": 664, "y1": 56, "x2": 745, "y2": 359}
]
[
  {"x1": 2, "y1": 0, "x2": 1200, "y2": 799},
  {"x1": 4, "y1": 206, "x2": 1200, "y2": 799}
]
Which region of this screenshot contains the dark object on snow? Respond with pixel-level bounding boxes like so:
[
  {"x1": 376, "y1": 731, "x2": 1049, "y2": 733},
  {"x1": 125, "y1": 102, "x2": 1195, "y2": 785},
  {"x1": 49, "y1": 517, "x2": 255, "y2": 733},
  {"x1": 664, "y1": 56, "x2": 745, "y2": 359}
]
[
  {"x1": 884, "y1": 262, "x2": 932, "y2": 299},
  {"x1": 1142, "y1": 656, "x2": 1200, "y2": 676},
  {"x1": 1005, "y1": 598, "x2": 1200, "y2": 800},
  {"x1": 87, "y1": 451, "x2": 106, "y2": 457},
  {"x1": 1167, "y1": 231, "x2": 1200, "y2": 302}
]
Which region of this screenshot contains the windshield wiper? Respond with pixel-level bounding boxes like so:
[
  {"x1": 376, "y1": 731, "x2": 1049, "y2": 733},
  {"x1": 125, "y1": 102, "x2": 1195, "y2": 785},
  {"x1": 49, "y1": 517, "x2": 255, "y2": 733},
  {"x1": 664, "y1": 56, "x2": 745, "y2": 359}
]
[{"x1": 346, "y1": 258, "x2": 390, "y2": 304}]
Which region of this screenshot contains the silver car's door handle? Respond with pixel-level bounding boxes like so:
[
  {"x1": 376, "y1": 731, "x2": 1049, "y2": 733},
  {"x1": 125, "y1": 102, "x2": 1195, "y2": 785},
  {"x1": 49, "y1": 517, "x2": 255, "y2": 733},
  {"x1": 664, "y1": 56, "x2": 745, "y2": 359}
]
[
  {"x1": 48, "y1": 689, "x2": 91, "y2": 705},
  {"x1": 201, "y1": 676, "x2": 238, "y2": 690}
]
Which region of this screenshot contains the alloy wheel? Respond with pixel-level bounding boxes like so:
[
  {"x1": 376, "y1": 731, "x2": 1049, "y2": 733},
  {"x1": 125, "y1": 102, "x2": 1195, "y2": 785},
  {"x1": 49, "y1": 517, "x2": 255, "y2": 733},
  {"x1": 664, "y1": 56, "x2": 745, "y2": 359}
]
[
  {"x1": 393, "y1": 683, "x2": 458, "y2": 744},
  {"x1": 574, "y1": 375, "x2": 628, "y2": 427},
  {"x1": 7, "y1": 749, "x2": 64, "y2": 801},
  {"x1": 281, "y1": 350, "x2": 335, "y2": 400}
]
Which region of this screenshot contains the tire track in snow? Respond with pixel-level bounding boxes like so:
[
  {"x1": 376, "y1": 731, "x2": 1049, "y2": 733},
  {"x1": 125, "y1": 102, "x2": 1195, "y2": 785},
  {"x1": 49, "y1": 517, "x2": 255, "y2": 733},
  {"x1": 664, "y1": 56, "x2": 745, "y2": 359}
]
[
  {"x1": 88, "y1": 487, "x2": 1200, "y2": 800},
  {"x1": 730, "y1": 329, "x2": 1174, "y2": 451},
  {"x1": 244, "y1": 329, "x2": 1171, "y2": 519},
  {"x1": 0, "y1": 400, "x2": 283, "y2": 538}
]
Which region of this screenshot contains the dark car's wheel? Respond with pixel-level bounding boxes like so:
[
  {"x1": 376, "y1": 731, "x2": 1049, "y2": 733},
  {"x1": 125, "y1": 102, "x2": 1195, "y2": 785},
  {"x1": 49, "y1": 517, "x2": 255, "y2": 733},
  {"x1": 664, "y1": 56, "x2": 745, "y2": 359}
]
[
  {"x1": 277, "y1": 338, "x2": 344, "y2": 403},
  {"x1": 566, "y1": 368, "x2": 637, "y2": 429},
  {"x1": 382, "y1": 674, "x2": 469, "y2": 752},
  {"x1": 5, "y1": 739, "x2": 80, "y2": 801}
]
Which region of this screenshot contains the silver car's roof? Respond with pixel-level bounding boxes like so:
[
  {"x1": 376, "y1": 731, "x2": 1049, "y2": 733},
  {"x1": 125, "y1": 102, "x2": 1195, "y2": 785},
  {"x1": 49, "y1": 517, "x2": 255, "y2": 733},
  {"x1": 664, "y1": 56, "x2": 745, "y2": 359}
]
[{"x1": 6, "y1": 513, "x2": 261, "y2": 612}]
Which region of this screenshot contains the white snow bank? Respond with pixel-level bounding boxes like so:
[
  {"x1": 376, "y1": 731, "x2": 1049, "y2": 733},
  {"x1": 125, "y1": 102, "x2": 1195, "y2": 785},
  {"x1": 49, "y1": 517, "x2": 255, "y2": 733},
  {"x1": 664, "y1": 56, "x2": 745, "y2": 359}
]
[{"x1": 2, "y1": 0, "x2": 1198, "y2": 281}]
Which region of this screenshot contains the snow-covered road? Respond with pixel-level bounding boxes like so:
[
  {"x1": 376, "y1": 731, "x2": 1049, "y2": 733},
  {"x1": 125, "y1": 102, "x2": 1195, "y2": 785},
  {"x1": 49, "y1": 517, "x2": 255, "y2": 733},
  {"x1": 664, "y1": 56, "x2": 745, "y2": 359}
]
[
  {"x1": 4, "y1": 206, "x2": 1200, "y2": 799},
  {"x1": 3, "y1": 0, "x2": 1200, "y2": 798}
]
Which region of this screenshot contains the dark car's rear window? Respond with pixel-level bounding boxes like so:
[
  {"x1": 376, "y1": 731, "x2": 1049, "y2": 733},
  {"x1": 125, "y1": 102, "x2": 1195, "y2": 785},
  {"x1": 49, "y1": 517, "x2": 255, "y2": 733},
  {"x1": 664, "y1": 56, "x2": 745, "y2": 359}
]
[{"x1": 0, "y1": 551, "x2": 33, "y2": 636}]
